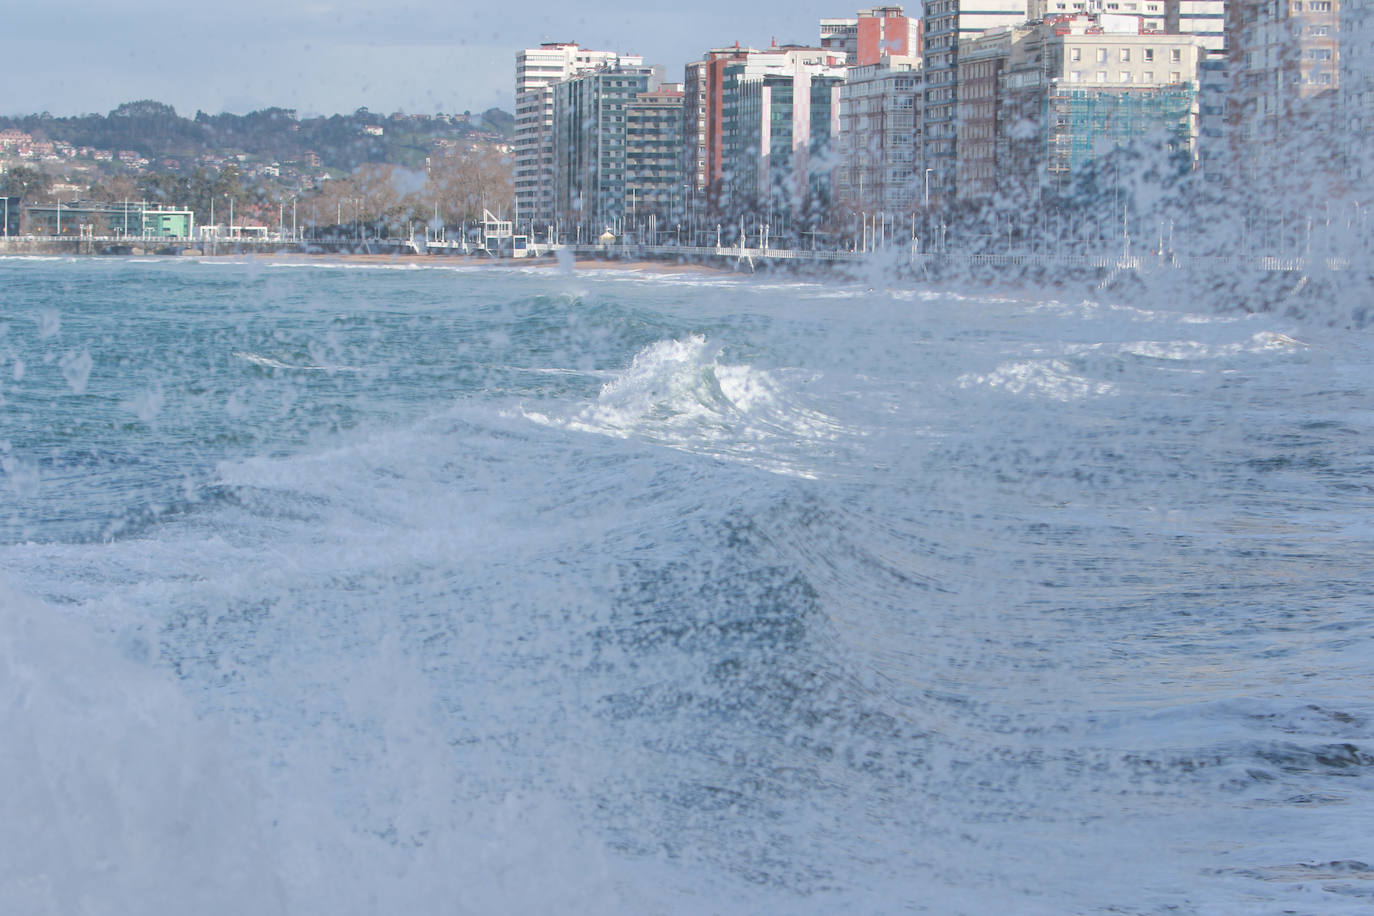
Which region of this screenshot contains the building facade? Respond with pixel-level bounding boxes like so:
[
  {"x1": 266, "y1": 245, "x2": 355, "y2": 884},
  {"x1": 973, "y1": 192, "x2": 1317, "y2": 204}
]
[
  {"x1": 514, "y1": 43, "x2": 641, "y2": 229},
  {"x1": 1341, "y1": 0, "x2": 1371, "y2": 188},
  {"x1": 922, "y1": 0, "x2": 1031, "y2": 203},
  {"x1": 625, "y1": 84, "x2": 686, "y2": 226},
  {"x1": 551, "y1": 65, "x2": 662, "y2": 232},
  {"x1": 1226, "y1": 0, "x2": 1341, "y2": 192},
  {"x1": 956, "y1": 28, "x2": 1016, "y2": 198},
  {"x1": 997, "y1": 17, "x2": 1204, "y2": 195},
  {"x1": 682, "y1": 59, "x2": 710, "y2": 222},
  {"x1": 720, "y1": 47, "x2": 846, "y2": 231},
  {"x1": 684, "y1": 46, "x2": 756, "y2": 218},
  {"x1": 1033, "y1": 0, "x2": 1168, "y2": 31},
  {"x1": 1166, "y1": 1, "x2": 1229, "y2": 57},
  {"x1": 838, "y1": 56, "x2": 924, "y2": 213},
  {"x1": 20, "y1": 202, "x2": 194, "y2": 238},
  {"x1": 826, "y1": 5, "x2": 922, "y2": 66}
]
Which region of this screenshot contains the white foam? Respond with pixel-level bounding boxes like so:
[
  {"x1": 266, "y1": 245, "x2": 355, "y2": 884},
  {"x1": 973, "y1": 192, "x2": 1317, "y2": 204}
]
[{"x1": 524, "y1": 335, "x2": 853, "y2": 479}]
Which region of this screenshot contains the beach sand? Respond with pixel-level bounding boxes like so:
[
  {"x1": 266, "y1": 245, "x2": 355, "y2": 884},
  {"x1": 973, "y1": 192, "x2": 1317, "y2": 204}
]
[{"x1": 220, "y1": 250, "x2": 744, "y2": 278}]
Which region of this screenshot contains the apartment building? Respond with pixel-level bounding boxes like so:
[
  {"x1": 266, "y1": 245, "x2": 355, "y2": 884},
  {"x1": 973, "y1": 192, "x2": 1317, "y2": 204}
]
[
  {"x1": 1226, "y1": 0, "x2": 1341, "y2": 190},
  {"x1": 683, "y1": 46, "x2": 756, "y2": 217},
  {"x1": 514, "y1": 43, "x2": 641, "y2": 228},
  {"x1": 993, "y1": 16, "x2": 1204, "y2": 193},
  {"x1": 1166, "y1": 1, "x2": 1229, "y2": 56},
  {"x1": 956, "y1": 29, "x2": 1016, "y2": 198},
  {"x1": 550, "y1": 64, "x2": 660, "y2": 231},
  {"x1": 1341, "y1": 0, "x2": 1370, "y2": 186},
  {"x1": 682, "y1": 59, "x2": 710, "y2": 220},
  {"x1": 720, "y1": 47, "x2": 846, "y2": 227},
  {"x1": 625, "y1": 84, "x2": 686, "y2": 224},
  {"x1": 838, "y1": 56, "x2": 924, "y2": 212},
  {"x1": 922, "y1": 0, "x2": 1031, "y2": 203}
]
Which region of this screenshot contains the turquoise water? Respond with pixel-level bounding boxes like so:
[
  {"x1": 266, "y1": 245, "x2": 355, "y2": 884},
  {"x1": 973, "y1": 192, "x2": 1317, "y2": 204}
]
[{"x1": 3, "y1": 255, "x2": 1373, "y2": 913}]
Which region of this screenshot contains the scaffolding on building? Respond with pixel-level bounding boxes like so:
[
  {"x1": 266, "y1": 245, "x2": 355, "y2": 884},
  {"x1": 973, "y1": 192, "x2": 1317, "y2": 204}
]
[{"x1": 1044, "y1": 85, "x2": 1197, "y2": 183}]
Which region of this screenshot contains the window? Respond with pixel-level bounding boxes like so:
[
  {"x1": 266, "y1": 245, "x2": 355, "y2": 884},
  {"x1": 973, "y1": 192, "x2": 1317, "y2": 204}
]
[
  {"x1": 1120, "y1": 49, "x2": 1131, "y2": 62},
  {"x1": 1098, "y1": 48, "x2": 1108, "y2": 63},
  {"x1": 1072, "y1": 48, "x2": 1082, "y2": 62},
  {"x1": 1171, "y1": 48, "x2": 1182, "y2": 62},
  {"x1": 1170, "y1": 70, "x2": 1181, "y2": 81},
  {"x1": 1097, "y1": 70, "x2": 1108, "y2": 82},
  {"x1": 1071, "y1": 70, "x2": 1082, "y2": 82},
  {"x1": 1143, "y1": 71, "x2": 1154, "y2": 82},
  {"x1": 1120, "y1": 71, "x2": 1132, "y2": 82},
  {"x1": 1144, "y1": 48, "x2": 1154, "y2": 62}
]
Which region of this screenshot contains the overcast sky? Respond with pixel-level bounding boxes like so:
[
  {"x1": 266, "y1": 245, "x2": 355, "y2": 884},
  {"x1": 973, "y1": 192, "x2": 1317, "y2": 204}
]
[{"x1": 4, "y1": 1, "x2": 911, "y2": 119}]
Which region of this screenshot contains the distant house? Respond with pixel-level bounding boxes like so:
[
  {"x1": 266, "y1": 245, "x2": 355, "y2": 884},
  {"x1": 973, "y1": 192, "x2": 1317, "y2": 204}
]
[{"x1": 0, "y1": 129, "x2": 30, "y2": 153}]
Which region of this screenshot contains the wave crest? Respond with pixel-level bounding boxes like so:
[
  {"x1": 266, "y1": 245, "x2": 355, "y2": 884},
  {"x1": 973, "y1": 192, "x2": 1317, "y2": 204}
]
[{"x1": 524, "y1": 335, "x2": 852, "y2": 478}]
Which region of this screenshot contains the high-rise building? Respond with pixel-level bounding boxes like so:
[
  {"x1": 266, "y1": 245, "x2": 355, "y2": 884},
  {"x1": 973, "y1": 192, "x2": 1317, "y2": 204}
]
[
  {"x1": 514, "y1": 43, "x2": 642, "y2": 229},
  {"x1": 955, "y1": 28, "x2": 1016, "y2": 199},
  {"x1": 856, "y1": 6, "x2": 923, "y2": 64},
  {"x1": 837, "y1": 56, "x2": 924, "y2": 213},
  {"x1": 683, "y1": 46, "x2": 757, "y2": 218},
  {"x1": 1341, "y1": 0, "x2": 1371, "y2": 188},
  {"x1": 625, "y1": 84, "x2": 686, "y2": 227},
  {"x1": 1166, "y1": 2, "x2": 1228, "y2": 58},
  {"x1": 821, "y1": 17, "x2": 861, "y2": 62},
  {"x1": 682, "y1": 59, "x2": 710, "y2": 223},
  {"x1": 720, "y1": 47, "x2": 847, "y2": 230},
  {"x1": 921, "y1": 0, "x2": 1031, "y2": 203},
  {"x1": 1225, "y1": 0, "x2": 1341, "y2": 192},
  {"x1": 550, "y1": 64, "x2": 659, "y2": 232}
]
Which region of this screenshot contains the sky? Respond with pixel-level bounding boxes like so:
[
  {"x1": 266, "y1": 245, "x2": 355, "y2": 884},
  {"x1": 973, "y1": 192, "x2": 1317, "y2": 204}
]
[{"x1": 3, "y1": 0, "x2": 904, "y2": 119}]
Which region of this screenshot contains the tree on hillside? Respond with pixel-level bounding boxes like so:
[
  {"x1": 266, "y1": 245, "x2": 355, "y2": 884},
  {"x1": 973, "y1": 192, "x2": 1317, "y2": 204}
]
[
  {"x1": 479, "y1": 108, "x2": 515, "y2": 139},
  {"x1": 87, "y1": 174, "x2": 141, "y2": 204},
  {"x1": 0, "y1": 165, "x2": 53, "y2": 201},
  {"x1": 134, "y1": 165, "x2": 247, "y2": 224}
]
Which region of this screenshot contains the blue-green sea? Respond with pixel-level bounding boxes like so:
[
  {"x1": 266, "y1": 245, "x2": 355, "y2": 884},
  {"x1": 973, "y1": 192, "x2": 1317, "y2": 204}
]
[{"x1": 3, "y1": 255, "x2": 1372, "y2": 914}]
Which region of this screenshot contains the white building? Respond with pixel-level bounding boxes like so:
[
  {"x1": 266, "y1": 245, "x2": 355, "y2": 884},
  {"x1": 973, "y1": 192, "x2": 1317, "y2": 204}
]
[
  {"x1": 838, "y1": 56, "x2": 923, "y2": 212},
  {"x1": 514, "y1": 43, "x2": 642, "y2": 228},
  {"x1": 820, "y1": 17, "x2": 861, "y2": 62},
  {"x1": 1031, "y1": 0, "x2": 1167, "y2": 32},
  {"x1": 1166, "y1": 1, "x2": 1228, "y2": 58}
]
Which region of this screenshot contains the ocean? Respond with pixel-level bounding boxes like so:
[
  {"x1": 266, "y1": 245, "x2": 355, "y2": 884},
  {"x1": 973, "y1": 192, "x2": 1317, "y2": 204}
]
[{"x1": 2, "y1": 255, "x2": 1371, "y2": 914}]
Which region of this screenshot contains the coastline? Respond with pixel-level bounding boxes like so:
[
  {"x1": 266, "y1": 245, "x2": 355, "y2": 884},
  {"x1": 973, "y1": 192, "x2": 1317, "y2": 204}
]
[
  {"x1": 0, "y1": 243, "x2": 754, "y2": 279},
  {"x1": 253, "y1": 251, "x2": 745, "y2": 277}
]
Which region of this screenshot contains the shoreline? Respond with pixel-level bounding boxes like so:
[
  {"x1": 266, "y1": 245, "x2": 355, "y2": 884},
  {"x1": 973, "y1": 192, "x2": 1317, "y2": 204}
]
[
  {"x1": 0, "y1": 245, "x2": 758, "y2": 279},
  {"x1": 264, "y1": 251, "x2": 746, "y2": 277}
]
